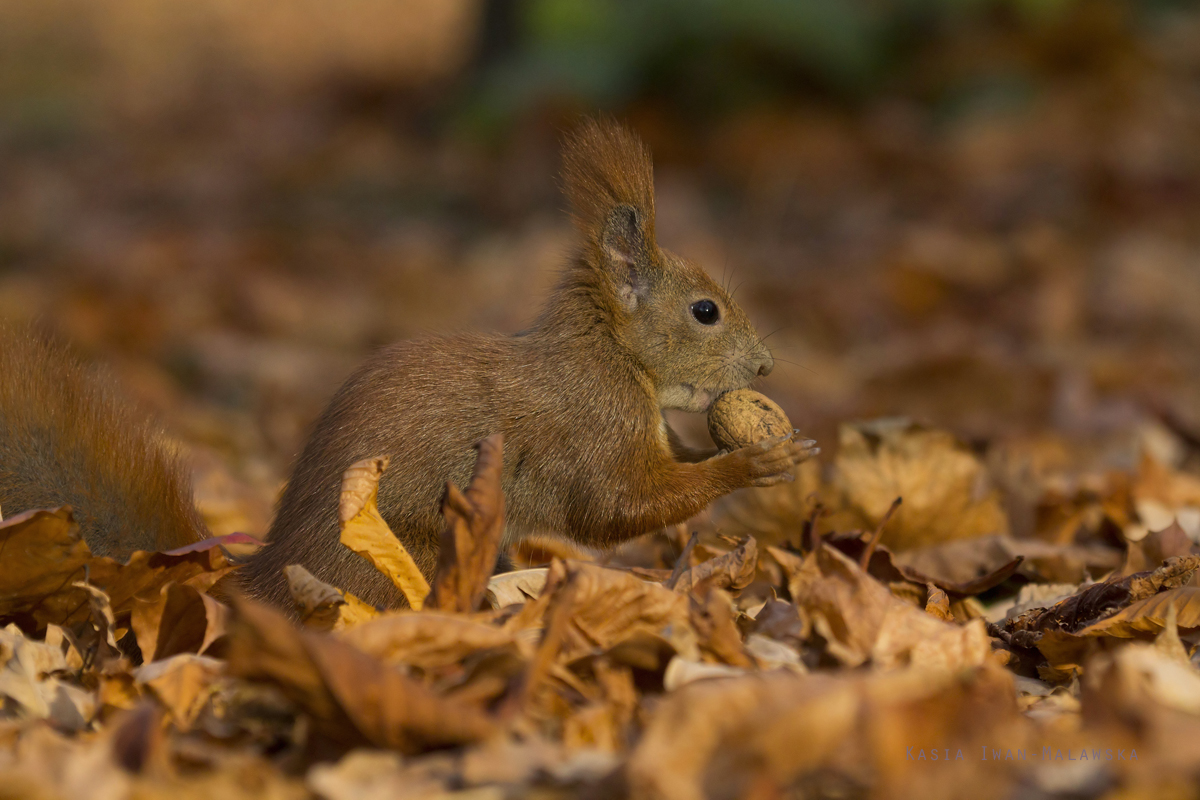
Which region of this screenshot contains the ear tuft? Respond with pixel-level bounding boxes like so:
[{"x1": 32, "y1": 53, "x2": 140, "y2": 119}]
[{"x1": 560, "y1": 117, "x2": 656, "y2": 252}]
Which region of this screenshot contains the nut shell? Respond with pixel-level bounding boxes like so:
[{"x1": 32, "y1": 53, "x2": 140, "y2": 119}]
[{"x1": 707, "y1": 389, "x2": 793, "y2": 451}]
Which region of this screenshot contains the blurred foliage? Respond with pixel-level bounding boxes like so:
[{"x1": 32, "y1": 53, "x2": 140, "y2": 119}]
[{"x1": 465, "y1": 0, "x2": 1168, "y2": 127}]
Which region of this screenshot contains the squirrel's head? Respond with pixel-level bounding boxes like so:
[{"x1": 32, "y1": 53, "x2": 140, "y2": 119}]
[{"x1": 560, "y1": 118, "x2": 773, "y2": 412}]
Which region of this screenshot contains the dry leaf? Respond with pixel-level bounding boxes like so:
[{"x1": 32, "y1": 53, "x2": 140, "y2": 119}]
[
  {"x1": 431, "y1": 434, "x2": 506, "y2": 613},
  {"x1": 339, "y1": 456, "x2": 431, "y2": 610},
  {"x1": 781, "y1": 544, "x2": 990, "y2": 671},
  {"x1": 672, "y1": 537, "x2": 758, "y2": 595},
  {"x1": 1084, "y1": 640, "x2": 1200, "y2": 716},
  {"x1": 132, "y1": 583, "x2": 230, "y2": 662},
  {"x1": 307, "y1": 749, "x2": 446, "y2": 800},
  {"x1": 284, "y1": 565, "x2": 378, "y2": 631},
  {"x1": 337, "y1": 612, "x2": 518, "y2": 670},
  {"x1": 834, "y1": 419, "x2": 1009, "y2": 549},
  {"x1": 662, "y1": 657, "x2": 749, "y2": 690},
  {"x1": 0, "y1": 508, "x2": 94, "y2": 627},
  {"x1": 1072, "y1": 585, "x2": 1200, "y2": 640},
  {"x1": 925, "y1": 583, "x2": 953, "y2": 621},
  {"x1": 134, "y1": 654, "x2": 224, "y2": 727},
  {"x1": 0, "y1": 507, "x2": 237, "y2": 630},
  {"x1": 690, "y1": 589, "x2": 754, "y2": 668},
  {"x1": 518, "y1": 560, "x2": 696, "y2": 663},
  {"x1": 485, "y1": 568, "x2": 548, "y2": 609},
  {"x1": 630, "y1": 662, "x2": 1022, "y2": 800},
  {"x1": 0, "y1": 624, "x2": 95, "y2": 730},
  {"x1": 226, "y1": 597, "x2": 497, "y2": 752},
  {"x1": 896, "y1": 532, "x2": 1119, "y2": 586}
]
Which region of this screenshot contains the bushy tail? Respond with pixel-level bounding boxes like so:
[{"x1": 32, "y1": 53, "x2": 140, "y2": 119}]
[{"x1": 0, "y1": 327, "x2": 208, "y2": 556}]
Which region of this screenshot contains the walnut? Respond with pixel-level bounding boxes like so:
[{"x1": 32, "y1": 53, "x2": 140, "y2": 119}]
[{"x1": 707, "y1": 389, "x2": 793, "y2": 451}]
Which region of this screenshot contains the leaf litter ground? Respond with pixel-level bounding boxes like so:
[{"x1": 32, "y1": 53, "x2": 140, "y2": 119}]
[{"x1": 3, "y1": 423, "x2": 1200, "y2": 800}]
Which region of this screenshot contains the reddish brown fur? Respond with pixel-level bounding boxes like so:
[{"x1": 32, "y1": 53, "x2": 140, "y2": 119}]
[
  {"x1": 0, "y1": 329, "x2": 208, "y2": 555},
  {"x1": 243, "y1": 119, "x2": 814, "y2": 609},
  {"x1": 560, "y1": 120, "x2": 656, "y2": 250}
]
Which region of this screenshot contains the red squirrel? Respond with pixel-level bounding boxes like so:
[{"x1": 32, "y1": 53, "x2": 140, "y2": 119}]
[{"x1": 0, "y1": 119, "x2": 816, "y2": 608}]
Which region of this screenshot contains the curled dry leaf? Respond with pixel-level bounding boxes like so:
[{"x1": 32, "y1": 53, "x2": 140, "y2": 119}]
[
  {"x1": 1083, "y1": 636, "x2": 1200, "y2": 718},
  {"x1": 630, "y1": 662, "x2": 1023, "y2": 800},
  {"x1": 226, "y1": 597, "x2": 497, "y2": 752},
  {"x1": 690, "y1": 589, "x2": 754, "y2": 668},
  {"x1": 0, "y1": 507, "x2": 237, "y2": 630},
  {"x1": 1119, "y1": 521, "x2": 1195, "y2": 577},
  {"x1": 72, "y1": 581, "x2": 121, "y2": 666},
  {"x1": 431, "y1": 434, "x2": 506, "y2": 614},
  {"x1": 834, "y1": 420, "x2": 1008, "y2": 550},
  {"x1": 823, "y1": 530, "x2": 1024, "y2": 597},
  {"x1": 896, "y1": 532, "x2": 1118, "y2": 586},
  {"x1": 516, "y1": 559, "x2": 696, "y2": 663},
  {"x1": 486, "y1": 568, "x2": 548, "y2": 609},
  {"x1": 778, "y1": 544, "x2": 990, "y2": 671},
  {"x1": 133, "y1": 653, "x2": 224, "y2": 728},
  {"x1": 337, "y1": 612, "x2": 518, "y2": 670},
  {"x1": 662, "y1": 657, "x2": 749, "y2": 691},
  {"x1": 1006, "y1": 555, "x2": 1200, "y2": 649},
  {"x1": 925, "y1": 583, "x2": 953, "y2": 621},
  {"x1": 0, "y1": 508, "x2": 92, "y2": 626},
  {"x1": 284, "y1": 565, "x2": 377, "y2": 631},
  {"x1": 671, "y1": 536, "x2": 758, "y2": 595},
  {"x1": 0, "y1": 624, "x2": 95, "y2": 730},
  {"x1": 1037, "y1": 585, "x2": 1200, "y2": 672},
  {"x1": 131, "y1": 582, "x2": 229, "y2": 663},
  {"x1": 338, "y1": 456, "x2": 431, "y2": 610}
]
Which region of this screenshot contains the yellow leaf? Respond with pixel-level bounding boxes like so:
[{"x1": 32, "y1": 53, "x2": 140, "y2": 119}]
[
  {"x1": 338, "y1": 456, "x2": 430, "y2": 610},
  {"x1": 834, "y1": 420, "x2": 1008, "y2": 550}
]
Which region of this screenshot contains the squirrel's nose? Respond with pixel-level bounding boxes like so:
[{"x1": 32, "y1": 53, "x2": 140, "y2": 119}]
[{"x1": 757, "y1": 353, "x2": 774, "y2": 377}]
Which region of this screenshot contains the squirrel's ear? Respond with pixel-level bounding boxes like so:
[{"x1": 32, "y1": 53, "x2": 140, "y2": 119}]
[{"x1": 603, "y1": 204, "x2": 651, "y2": 312}]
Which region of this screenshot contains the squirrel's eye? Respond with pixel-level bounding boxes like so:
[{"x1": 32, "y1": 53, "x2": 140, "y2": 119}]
[{"x1": 691, "y1": 299, "x2": 719, "y2": 325}]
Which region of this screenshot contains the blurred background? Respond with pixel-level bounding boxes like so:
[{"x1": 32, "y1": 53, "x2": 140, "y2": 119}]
[{"x1": 2, "y1": 0, "x2": 1199, "y2": 538}]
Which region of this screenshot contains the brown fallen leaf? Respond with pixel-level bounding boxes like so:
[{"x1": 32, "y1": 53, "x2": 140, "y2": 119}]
[
  {"x1": 896, "y1": 532, "x2": 1120, "y2": 586},
  {"x1": 131, "y1": 583, "x2": 229, "y2": 662},
  {"x1": 306, "y1": 749, "x2": 445, "y2": 800},
  {"x1": 671, "y1": 536, "x2": 758, "y2": 595},
  {"x1": 339, "y1": 456, "x2": 431, "y2": 610},
  {"x1": 486, "y1": 568, "x2": 548, "y2": 609},
  {"x1": 431, "y1": 434, "x2": 505, "y2": 614},
  {"x1": 629, "y1": 662, "x2": 1023, "y2": 800},
  {"x1": 1119, "y1": 521, "x2": 1196, "y2": 577},
  {"x1": 337, "y1": 611, "x2": 519, "y2": 670},
  {"x1": 284, "y1": 565, "x2": 378, "y2": 631},
  {"x1": 690, "y1": 588, "x2": 754, "y2": 668},
  {"x1": 511, "y1": 559, "x2": 696, "y2": 663},
  {"x1": 1007, "y1": 555, "x2": 1200, "y2": 647},
  {"x1": 833, "y1": 420, "x2": 1009, "y2": 550},
  {"x1": 1083, "y1": 627, "x2": 1200, "y2": 718},
  {"x1": 72, "y1": 580, "x2": 122, "y2": 668},
  {"x1": 1038, "y1": 583, "x2": 1200, "y2": 673},
  {"x1": 0, "y1": 506, "x2": 237, "y2": 630},
  {"x1": 226, "y1": 596, "x2": 497, "y2": 752},
  {"x1": 776, "y1": 544, "x2": 990, "y2": 671},
  {"x1": 1131, "y1": 452, "x2": 1200, "y2": 539},
  {"x1": 711, "y1": 457, "x2": 829, "y2": 548},
  {"x1": 0, "y1": 508, "x2": 92, "y2": 626},
  {"x1": 134, "y1": 654, "x2": 224, "y2": 728},
  {"x1": 823, "y1": 530, "x2": 1024, "y2": 597},
  {"x1": 0, "y1": 624, "x2": 95, "y2": 730},
  {"x1": 925, "y1": 583, "x2": 953, "y2": 621}
]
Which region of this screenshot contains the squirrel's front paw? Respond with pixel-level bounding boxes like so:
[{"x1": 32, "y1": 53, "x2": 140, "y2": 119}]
[{"x1": 727, "y1": 431, "x2": 819, "y2": 487}]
